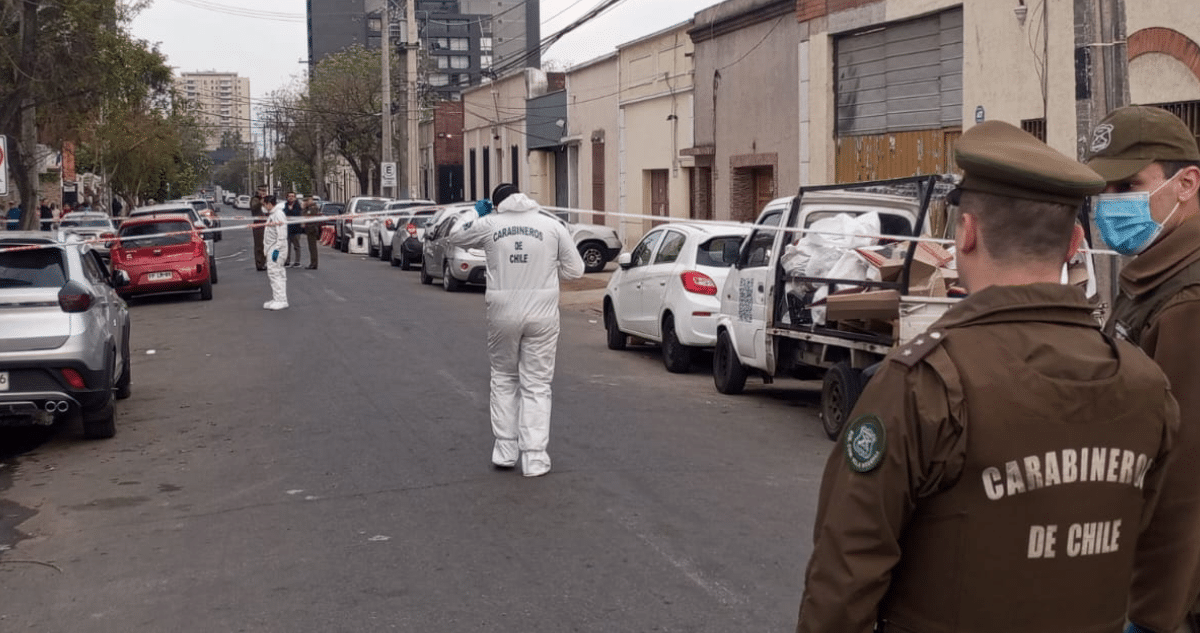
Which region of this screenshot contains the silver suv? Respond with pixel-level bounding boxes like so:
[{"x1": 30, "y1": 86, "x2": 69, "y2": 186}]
[{"x1": 0, "y1": 233, "x2": 132, "y2": 438}]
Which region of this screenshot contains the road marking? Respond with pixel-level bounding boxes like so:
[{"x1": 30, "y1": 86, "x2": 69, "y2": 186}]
[
  {"x1": 617, "y1": 513, "x2": 745, "y2": 606},
  {"x1": 436, "y1": 369, "x2": 481, "y2": 406},
  {"x1": 325, "y1": 288, "x2": 347, "y2": 303},
  {"x1": 216, "y1": 249, "x2": 244, "y2": 261}
]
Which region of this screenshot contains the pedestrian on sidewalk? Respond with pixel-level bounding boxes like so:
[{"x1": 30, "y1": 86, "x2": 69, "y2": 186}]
[
  {"x1": 262, "y1": 195, "x2": 288, "y2": 310},
  {"x1": 447, "y1": 184, "x2": 585, "y2": 477},
  {"x1": 302, "y1": 195, "x2": 320, "y2": 269},
  {"x1": 283, "y1": 191, "x2": 303, "y2": 267}
]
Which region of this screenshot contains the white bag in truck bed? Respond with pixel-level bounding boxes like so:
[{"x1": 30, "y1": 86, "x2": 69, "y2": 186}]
[{"x1": 897, "y1": 296, "x2": 959, "y2": 345}]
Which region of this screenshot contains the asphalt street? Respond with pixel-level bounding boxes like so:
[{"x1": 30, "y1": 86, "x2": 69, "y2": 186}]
[{"x1": 0, "y1": 210, "x2": 837, "y2": 632}]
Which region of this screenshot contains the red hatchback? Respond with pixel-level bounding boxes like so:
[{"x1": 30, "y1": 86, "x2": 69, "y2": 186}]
[{"x1": 112, "y1": 215, "x2": 212, "y2": 300}]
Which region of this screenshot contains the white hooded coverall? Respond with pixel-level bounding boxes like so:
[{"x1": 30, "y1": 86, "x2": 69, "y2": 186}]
[
  {"x1": 448, "y1": 193, "x2": 585, "y2": 475},
  {"x1": 263, "y1": 203, "x2": 289, "y2": 306}
]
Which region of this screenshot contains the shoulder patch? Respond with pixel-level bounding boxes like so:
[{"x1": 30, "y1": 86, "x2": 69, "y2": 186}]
[
  {"x1": 892, "y1": 330, "x2": 947, "y2": 368},
  {"x1": 844, "y1": 414, "x2": 886, "y2": 473}
]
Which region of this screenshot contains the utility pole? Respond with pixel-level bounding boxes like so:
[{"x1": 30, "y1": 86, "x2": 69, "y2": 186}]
[
  {"x1": 381, "y1": 1, "x2": 395, "y2": 198},
  {"x1": 1074, "y1": 0, "x2": 1129, "y2": 315},
  {"x1": 405, "y1": 0, "x2": 420, "y2": 200}
]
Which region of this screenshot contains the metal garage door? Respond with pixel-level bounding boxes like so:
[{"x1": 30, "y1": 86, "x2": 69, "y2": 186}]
[{"x1": 835, "y1": 8, "x2": 963, "y2": 136}]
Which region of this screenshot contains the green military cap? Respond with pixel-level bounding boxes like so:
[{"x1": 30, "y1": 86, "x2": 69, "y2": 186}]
[
  {"x1": 955, "y1": 120, "x2": 1106, "y2": 205},
  {"x1": 1086, "y1": 105, "x2": 1200, "y2": 182}
]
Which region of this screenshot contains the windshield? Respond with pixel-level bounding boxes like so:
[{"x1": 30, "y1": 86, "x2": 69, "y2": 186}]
[
  {"x1": 322, "y1": 204, "x2": 344, "y2": 215},
  {"x1": 355, "y1": 199, "x2": 388, "y2": 213},
  {"x1": 0, "y1": 247, "x2": 66, "y2": 288},
  {"x1": 60, "y1": 217, "x2": 112, "y2": 228},
  {"x1": 119, "y1": 221, "x2": 194, "y2": 248}
]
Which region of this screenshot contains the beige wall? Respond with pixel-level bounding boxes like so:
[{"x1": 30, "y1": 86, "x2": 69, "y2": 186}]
[
  {"x1": 565, "y1": 54, "x2": 619, "y2": 221},
  {"x1": 462, "y1": 71, "x2": 527, "y2": 201},
  {"x1": 1127, "y1": 0, "x2": 1200, "y2": 105},
  {"x1": 618, "y1": 23, "x2": 694, "y2": 246}
]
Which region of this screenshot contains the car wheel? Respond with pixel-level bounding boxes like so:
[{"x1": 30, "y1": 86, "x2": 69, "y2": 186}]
[
  {"x1": 115, "y1": 324, "x2": 132, "y2": 400},
  {"x1": 713, "y1": 329, "x2": 747, "y2": 395},
  {"x1": 209, "y1": 256, "x2": 219, "y2": 284},
  {"x1": 368, "y1": 239, "x2": 378, "y2": 258},
  {"x1": 380, "y1": 245, "x2": 391, "y2": 261},
  {"x1": 420, "y1": 260, "x2": 432, "y2": 285},
  {"x1": 442, "y1": 261, "x2": 461, "y2": 292},
  {"x1": 579, "y1": 241, "x2": 606, "y2": 273},
  {"x1": 341, "y1": 234, "x2": 349, "y2": 253},
  {"x1": 199, "y1": 275, "x2": 213, "y2": 301},
  {"x1": 83, "y1": 355, "x2": 117, "y2": 439},
  {"x1": 661, "y1": 315, "x2": 695, "y2": 374},
  {"x1": 604, "y1": 302, "x2": 627, "y2": 350},
  {"x1": 821, "y1": 362, "x2": 864, "y2": 441},
  {"x1": 390, "y1": 250, "x2": 400, "y2": 267},
  {"x1": 400, "y1": 254, "x2": 411, "y2": 271}
]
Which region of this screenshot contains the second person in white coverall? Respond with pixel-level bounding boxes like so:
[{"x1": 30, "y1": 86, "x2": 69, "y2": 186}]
[
  {"x1": 447, "y1": 184, "x2": 585, "y2": 477},
  {"x1": 262, "y1": 195, "x2": 289, "y2": 310}
]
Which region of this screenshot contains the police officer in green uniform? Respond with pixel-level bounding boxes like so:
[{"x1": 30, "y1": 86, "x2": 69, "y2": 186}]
[
  {"x1": 796, "y1": 120, "x2": 1181, "y2": 633},
  {"x1": 250, "y1": 185, "x2": 267, "y2": 271},
  {"x1": 1085, "y1": 106, "x2": 1200, "y2": 633}
]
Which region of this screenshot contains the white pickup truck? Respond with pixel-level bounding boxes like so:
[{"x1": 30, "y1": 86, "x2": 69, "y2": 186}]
[{"x1": 711, "y1": 175, "x2": 962, "y2": 439}]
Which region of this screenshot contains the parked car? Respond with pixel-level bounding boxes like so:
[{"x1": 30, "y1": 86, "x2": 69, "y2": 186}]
[
  {"x1": 128, "y1": 203, "x2": 218, "y2": 284},
  {"x1": 169, "y1": 198, "x2": 222, "y2": 241},
  {"x1": 317, "y1": 202, "x2": 344, "y2": 230},
  {"x1": 111, "y1": 215, "x2": 212, "y2": 301},
  {"x1": 0, "y1": 232, "x2": 132, "y2": 438},
  {"x1": 236, "y1": 195, "x2": 250, "y2": 210},
  {"x1": 369, "y1": 199, "x2": 436, "y2": 261},
  {"x1": 420, "y1": 204, "x2": 486, "y2": 291},
  {"x1": 603, "y1": 222, "x2": 752, "y2": 373},
  {"x1": 56, "y1": 211, "x2": 117, "y2": 259},
  {"x1": 389, "y1": 206, "x2": 440, "y2": 270},
  {"x1": 337, "y1": 196, "x2": 390, "y2": 254},
  {"x1": 543, "y1": 206, "x2": 623, "y2": 273}
]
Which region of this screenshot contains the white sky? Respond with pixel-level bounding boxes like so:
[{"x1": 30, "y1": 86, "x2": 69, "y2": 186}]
[{"x1": 127, "y1": 0, "x2": 720, "y2": 105}]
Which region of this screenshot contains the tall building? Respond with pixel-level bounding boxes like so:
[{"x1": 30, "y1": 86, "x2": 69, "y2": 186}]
[
  {"x1": 307, "y1": 0, "x2": 540, "y2": 98},
  {"x1": 175, "y1": 72, "x2": 252, "y2": 151}
]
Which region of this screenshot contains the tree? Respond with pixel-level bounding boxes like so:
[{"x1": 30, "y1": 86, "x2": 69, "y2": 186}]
[
  {"x1": 305, "y1": 45, "x2": 395, "y2": 197},
  {"x1": 0, "y1": 0, "x2": 183, "y2": 223},
  {"x1": 262, "y1": 82, "x2": 329, "y2": 198}
]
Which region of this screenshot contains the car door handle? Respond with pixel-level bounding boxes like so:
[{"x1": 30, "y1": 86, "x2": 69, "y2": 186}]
[{"x1": 758, "y1": 284, "x2": 764, "y2": 292}]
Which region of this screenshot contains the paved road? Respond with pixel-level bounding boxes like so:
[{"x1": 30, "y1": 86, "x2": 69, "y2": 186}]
[{"x1": 0, "y1": 214, "x2": 836, "y2": 632}]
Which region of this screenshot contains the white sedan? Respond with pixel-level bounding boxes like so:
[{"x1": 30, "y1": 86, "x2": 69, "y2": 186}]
[{"x1": 603, "y1": 222, "x2": 752, "y2": 373}]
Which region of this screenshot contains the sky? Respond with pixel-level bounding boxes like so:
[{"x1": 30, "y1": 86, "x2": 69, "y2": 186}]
[{"x1": 127, "y1": 0, "x2": 721, "y2": 105}]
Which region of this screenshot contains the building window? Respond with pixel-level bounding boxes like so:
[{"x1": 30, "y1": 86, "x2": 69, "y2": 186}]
[
  {"x1": 1021, "y1": 118, "x2": 1047, "y2": 142},
  {"x1": 367, "y1": 17, "x2": 382, "y2": 32},
  {"x1": 480, "y1": 55, "x2": 492, "y2": 69},
  {"x1": 437, "y1": 56, "x2": 450, "y2": 69},
  {"x1": 449, "y1": 37, "x2": 469, "y2": 51},
  {"x1": 429, "y1": 74, "x2": 449, "y2": 86},
  {"x1": 480, "y1": 37, "x2": 492, "y2": 52},
  {"x1": 450, "y1": 56, "x2": 469, "y2": 69}
]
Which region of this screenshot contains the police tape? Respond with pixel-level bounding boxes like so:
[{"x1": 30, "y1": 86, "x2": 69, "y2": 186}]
[{"x1": 0, "y1": 203, "x2": 1122, "y2": 259}]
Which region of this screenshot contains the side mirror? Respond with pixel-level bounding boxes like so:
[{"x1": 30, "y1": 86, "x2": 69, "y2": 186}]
[
  {"x1": 112, "y1": 269, "x2": 130, "y2": 288},
  {"x1": 194, "y1": 221, "x2": 207, "y2": 230},
  {"x1": 723, "y1": 240, "x2": 741, "y2": 265},
  {"x1": 617, "y1": 252, "x2": 632, "y2": 270}
]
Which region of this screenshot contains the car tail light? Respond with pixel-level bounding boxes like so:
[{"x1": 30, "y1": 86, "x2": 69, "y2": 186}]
[
  {"x1": 385, "y1": 219, "x2": 394, "y2": 230},
  {"x1": 680, "y1": 271, "x2": 718, "y2": 295},
  {"x1": 406, "y1": 223, "x2": 417, "y2": 236},
  {"x1": 193, "y1": 237, "x2": 206, "y2": 257},
  {"x1": 58, "y1": 280, "x2": 94, "y2": 312},
  {"x1": 60, "y1": 368, "x2": 86, "y2": 389}
]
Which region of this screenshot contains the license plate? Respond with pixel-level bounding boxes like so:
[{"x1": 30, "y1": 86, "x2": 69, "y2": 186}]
[
  {"x1": 147, "y1": 271, "x2": 173, "y2": 281},
  {"x1": 0, "y1": 371, "x2": 8, "y2": 392}
]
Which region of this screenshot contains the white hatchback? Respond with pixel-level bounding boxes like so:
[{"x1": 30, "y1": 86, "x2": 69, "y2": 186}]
[{"x1": 603, "y1": 222, "x2": 752, "y2": 373}]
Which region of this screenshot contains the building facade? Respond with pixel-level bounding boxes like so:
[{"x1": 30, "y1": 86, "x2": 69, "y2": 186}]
[{"x1": 175, "y1": 72, "x2": 252, "y2": 151}]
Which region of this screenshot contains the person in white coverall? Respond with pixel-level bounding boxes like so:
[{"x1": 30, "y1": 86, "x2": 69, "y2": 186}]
[
  {"x1": 448, "y1": 183, "x2": 585, "y2": 477},
  {"x1": 262, "y1": 195, "x2": 289, "y2": 310}
]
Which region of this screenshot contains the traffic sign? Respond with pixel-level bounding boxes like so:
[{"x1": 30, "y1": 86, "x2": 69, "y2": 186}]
[
  {"x1": 0, "y1": 135, "x2": 8, "y2": 196},
  {"x1": 381, "y1": 161, "x2": 397, "y2": 188}
]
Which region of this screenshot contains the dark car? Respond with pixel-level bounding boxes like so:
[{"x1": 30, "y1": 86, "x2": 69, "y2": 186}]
[{"x1": 319, "y1": 202, "x2": 344, "y2": 230}]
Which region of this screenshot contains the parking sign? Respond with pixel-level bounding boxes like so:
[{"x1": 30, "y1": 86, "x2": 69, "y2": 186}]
[{"x1": 381, "y1": 161, "x2": 397, "y2": 188}]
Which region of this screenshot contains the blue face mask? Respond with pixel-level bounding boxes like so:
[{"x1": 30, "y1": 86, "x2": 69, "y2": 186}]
[{"x1": 1094, "y1": 174, "x2": 1179, "y2": 255}]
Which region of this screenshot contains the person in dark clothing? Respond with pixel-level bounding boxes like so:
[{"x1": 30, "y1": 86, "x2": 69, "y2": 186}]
[
  {"x1": 283, "y1": 191, "x2": 303, "y2": 267},
  {"x1": 39, "y1": 200, "x2": 54, "y2": 230},
  {"x1": 251, "y1": 186, "x2": 267, "y2": 271},
  {"x1": 302, "y1": 195, "x2": 320, "y2": 269}
]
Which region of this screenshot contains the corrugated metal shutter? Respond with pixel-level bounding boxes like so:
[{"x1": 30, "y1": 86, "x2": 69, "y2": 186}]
[{"x1": 836, "y1": 8, "x2": 963, "y2": 136}]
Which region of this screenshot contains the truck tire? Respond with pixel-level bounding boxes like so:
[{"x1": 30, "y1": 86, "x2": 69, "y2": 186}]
[
  {"x1": 604, "y1": 303, "x2": 626, "y2": 350},
  {"x1": 713, "y1": 329, "x2": 746, "y2": 394},
  {"x1": 661, "y1": 315, "x2": 695, "y2": 373},
  {"x1": 821, "y1": 362, "x2": 864, "y2": 441}
]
